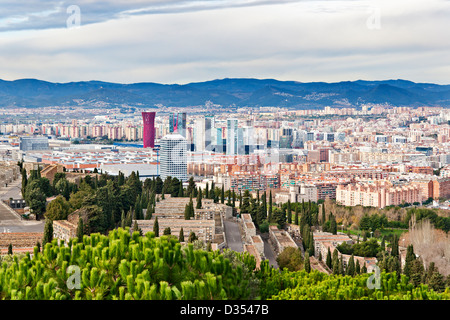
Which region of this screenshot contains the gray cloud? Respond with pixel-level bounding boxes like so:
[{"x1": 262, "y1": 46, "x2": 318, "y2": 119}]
[
  {"x1": 0, "y1": 0, "x2": 449, "y2": 85},
  {"x1": 0, "y1": 0, "x2": 307, "y2": 32}
]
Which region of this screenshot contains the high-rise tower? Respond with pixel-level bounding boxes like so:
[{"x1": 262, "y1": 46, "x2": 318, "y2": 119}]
[
  {"x1": 160, "y1": 133, "x2": 188, "y2": 182},
  {"x1": 142, "y1": 111, "x2": 156, "y2": 148}
]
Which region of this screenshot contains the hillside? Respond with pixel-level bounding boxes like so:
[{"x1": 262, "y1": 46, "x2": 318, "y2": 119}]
[{"x1": 1, "y1": 78, "x2": 450, "y2": 109}]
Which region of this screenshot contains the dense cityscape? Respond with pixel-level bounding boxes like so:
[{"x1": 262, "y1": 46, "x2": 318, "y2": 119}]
[
  {"x1": 1, "y1": 0, "x2": 450, "y2": 311},
  {"x1": 0, "y1": 103, "x2": 449, "y2": 304}
]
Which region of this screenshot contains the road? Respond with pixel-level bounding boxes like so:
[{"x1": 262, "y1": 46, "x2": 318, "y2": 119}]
[
  {"x1": 223, "y1": 219, "x2": 244, "y2": 252},
  {"x1": 0, "y1": 177, "x2": 23, "y2": 201},
  {"x1": 0, "y1": 178, "x2": 45, "y2": 233},
  {"x1": 261, "y1": 233, "x2": 279, "y2": 269}
]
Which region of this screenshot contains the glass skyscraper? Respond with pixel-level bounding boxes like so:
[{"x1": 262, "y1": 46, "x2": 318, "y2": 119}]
[{"x1": 159, "y1": 133, "x2": 188, "y2": 182}]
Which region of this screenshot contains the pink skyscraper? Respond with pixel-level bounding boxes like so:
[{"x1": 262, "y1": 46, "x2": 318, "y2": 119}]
[{"x1": 142, "y1": 111, "x2": 156, "y2": 148}]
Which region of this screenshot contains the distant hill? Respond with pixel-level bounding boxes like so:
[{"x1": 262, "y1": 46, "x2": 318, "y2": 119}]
[{"x1": 1, "y1": 77, "x2": 449, "y2": 109}]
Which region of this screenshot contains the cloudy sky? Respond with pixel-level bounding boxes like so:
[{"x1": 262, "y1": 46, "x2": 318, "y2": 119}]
[{"x1": 0, "y1": 0, "x2": 449, "y2": 84}]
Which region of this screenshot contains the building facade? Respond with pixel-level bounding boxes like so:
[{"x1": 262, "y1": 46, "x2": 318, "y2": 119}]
[{"x1": 160, "y1": 133, "x2": 188, "y2": 182}]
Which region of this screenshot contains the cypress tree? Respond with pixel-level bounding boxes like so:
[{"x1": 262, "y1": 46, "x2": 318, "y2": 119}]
[
  {"x1": 268, "y1": 190, "x2": 273, "y2": 222},
  {"x1": 42, "y1": 219, "x2": 53, "y2": 246},
  {"x1": 188, "y1": 231, "x2": 197, "y2": 243},
  {"x1": 304, "y1": 252, "x2": 311, "y2": 273},
  {"x1": 403, "y1": 244, "x2": 416, "y2": 278},
  {"x1": 232, "y1": 191, "x2": 236, "y2": 208},
  {"x1": 221, "y1": 185, "x2": 225, "y2": 204},
  {"x1": 347, "y1": 254, "x2": 355, "y2": 276},
  {"x1": 145, "y1": 203, "x2": 153, "y2": 220},
  {"x1": 332, "y1": 248, "x2": 339, "y2": 269},
  {"x1": 239, "y1": 190, "x2": 242, "y2": 209},
  {"x1": 77, "y1": 218, "x2": 84, "y2": 243},
  {"x1": 210, "y1": 181, "x2": 215, "y2": 199},
  {"x1": 330, "y1": 214, "x2": 337, "y2": 235},
  {"x1": 196, "y1": 187, "x2": 202, "y2": 209},
  {"x1": 391, "y1": 234, "x2": 399, "y2": 257},
  {"x1": 179, "y1": 227, "x2": 185, "y2": 242},
  {"x1": 7, "y1": 243, "x2": 13, "y2": 255},
  {"x1": 177, "y1": 181, "x2": 184, "y2": 197},
  {"x1": 153, "y1": 216, "x2": 159, "y2": 237},
  {"x1": 355, "y1": 259, "x2": 361, "y2": 274},
  {"x1": 184, "y1": 204, "x2": 191, "y2": 220},
  {"x1": 326, "y1": 247, "x2": 332, "y2": 269},
  {"x1": 294, "y1": 205, "x2": 299, "y2": 225},
  {"x1": 189, "y1": 196, "x2": 195, "y2": 218},
  {"x1": 339, "y1": 256, "x2": 345, "y2": 275},
  {"x1": 205, "y1": 182, "x2": 209, "y2": 199},
  {"x1": 362, "y1": 262, "x2": 367, "y2": 273},
  {"x1": 262, "y1": 191, "x2": 267, "y2": 217},
  {"x1": 134, "y1": 195, "x2": 142, "y2": 220},
  {"x1": 332, "y1": 258, "x2": 339, "y2": 275},
  {"x1": 321, "y1": 203, "x2": 326, "y2": 225},
  {"x1": 308, "y1": 233, "x2": 314, "y2": 257},
  {"x1": 287, "y1": 200, "x2": 292, "y2": 224}
]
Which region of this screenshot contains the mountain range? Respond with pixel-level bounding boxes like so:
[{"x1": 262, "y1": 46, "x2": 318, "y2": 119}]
[{"x1": 1, "y1": 78, "x2": 450, "y2": 109}]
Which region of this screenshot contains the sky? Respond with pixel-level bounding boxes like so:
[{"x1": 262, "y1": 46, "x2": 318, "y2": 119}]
[{"x1": 0, "y1": 0, "x2": 449, "y2": 85}]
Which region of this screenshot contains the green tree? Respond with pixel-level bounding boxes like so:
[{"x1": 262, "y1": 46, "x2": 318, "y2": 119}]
[
  {"x1": 390, "y1": 234, "x2": 399, "y2": 258},
  {"x1": 304, "y1": 252, "x2": 311, "y2": 273},
  {"x1": 409, "y1": 259, "x2": 425, "y2": 287},
  {"x1": 196, "y1": 187, "x2": 202, "y2": 209},
  {"x1": 186, "y1": 176, "x2": 196, "y2": 197},
  {"x1": 221, "y1": 185, "x2": 225, "y2": 204},
  {"x1": 286, "y1": 200, "x2": 292, "y2": 224},
  {"x1": 330, "y1": 214, "x2": 337, "y2": 235},
  {"x1": 146, "y1": 201, "x2": 153, "y2": 220},
  {"x1": 179, "y1": 227, "x2": 185, "y2": 242},
  {"x1": 153, "y1": 216, "x2": 159, "y2": 237},
  {"x1": 403, "y1": 244, "x2": 416, "y2": 278},
  {"x1": 326, "y1": 247, "x2": 332, "y2": 269},
  {"x1": 184, "y1": 204, "x2": 191, "y2": 220},
  {"x1": 240, "y1": 190, "x2": 251, "y2": 213},
  {"x1": 355, "y1": 259, "x2": 361, "y2": 274},
  {"x1": 45, "y1": 195, "x2": 72, "y2": 221},
  {"x1": 42, "y1": 219, "x2": 53, "y2": 246},
  {"x1": 276, "y1": 247, "x2": 304, "y2": 272},
  {"x1": 26, "y1": 187, "x2": 47, "y2": 220},
  {"x1": 188, "y1": 231, "x2": 197, "y2": 243},
  {"x1": 428, "y1": 271, "x2": 446, "y2": 292},
  {"x1": 361, "y1": 262, "x2": 367, "y2": 273},
  {"x1": 7, "y1": 243, "x2": 12, "y2": 255},
  {"x1": 321, "y1": 203, "x2": 326, "y2": 225},
  {"x1": 338, "y1": 257, "x2": 345, "y2": 275},
  {"x1": 163, "y1": 227, "x2": 171, "y2": 235},
  {"x1": 347, "y1": 254, "x2": 355, "y2": 276},
  {"x1": 77, "y1": 218, "x2": 84, "y2": 243}
]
